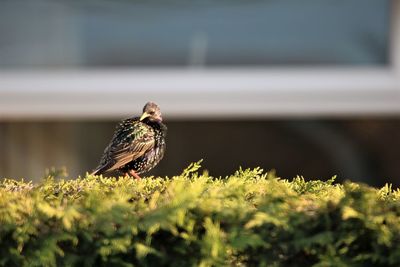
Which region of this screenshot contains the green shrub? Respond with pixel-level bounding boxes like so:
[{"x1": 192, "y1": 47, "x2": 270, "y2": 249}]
[{"x1": 1, "y1": 161, "x2": 400, "y2": 267}]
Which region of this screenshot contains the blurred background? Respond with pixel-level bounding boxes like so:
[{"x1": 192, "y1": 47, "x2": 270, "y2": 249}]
[{"x1": 0, "y1": 0, "x2": 399, "y2": 187}]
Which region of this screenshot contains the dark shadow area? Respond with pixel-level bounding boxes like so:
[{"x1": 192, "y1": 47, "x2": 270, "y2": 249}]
[{"x1": 1, "y1": 119, "x2": 399, "y2": 187}]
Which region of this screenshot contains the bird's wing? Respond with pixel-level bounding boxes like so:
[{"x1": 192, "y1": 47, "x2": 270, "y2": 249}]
[{"x1": 94, "y1": 119, "x2": 155, "y2": 174}]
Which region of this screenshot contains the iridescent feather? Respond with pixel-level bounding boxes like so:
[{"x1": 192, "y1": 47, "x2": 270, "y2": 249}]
[{"x1": 91, "y1": 102, "x2": 167, "y2": 178}]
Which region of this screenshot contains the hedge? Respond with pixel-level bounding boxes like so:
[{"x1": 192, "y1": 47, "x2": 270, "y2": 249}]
[{"x1": 1, "y1": 161, "x2": 400, "y2": 267}]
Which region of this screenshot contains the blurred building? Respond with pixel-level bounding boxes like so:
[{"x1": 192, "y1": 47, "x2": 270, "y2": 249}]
[{"x1": 0, "y1": 0, "x2": 399, "y2": 186}]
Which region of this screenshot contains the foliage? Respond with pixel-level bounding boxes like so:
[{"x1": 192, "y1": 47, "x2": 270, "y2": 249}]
[{"x1": 1, "y1": 162, "x2": 400, "y2": 266}]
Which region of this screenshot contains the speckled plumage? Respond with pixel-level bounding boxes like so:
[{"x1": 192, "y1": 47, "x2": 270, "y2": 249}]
[{"x1": 91, "y1": 102, "x2": 167, "y2": 178}]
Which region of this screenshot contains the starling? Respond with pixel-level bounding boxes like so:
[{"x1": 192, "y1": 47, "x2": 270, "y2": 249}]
[{"x1": 91, "y1": 102, "x2": 167, "y2": 179}]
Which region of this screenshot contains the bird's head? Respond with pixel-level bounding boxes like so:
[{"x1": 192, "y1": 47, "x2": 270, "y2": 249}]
[{"x1": 140, "y1": 102, "x2": 163, "y2": 122}]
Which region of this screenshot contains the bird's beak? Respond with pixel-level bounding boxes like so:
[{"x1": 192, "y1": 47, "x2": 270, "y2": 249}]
[{"x1": 140, "y1": 112, "x2": 150, "y2": 121}]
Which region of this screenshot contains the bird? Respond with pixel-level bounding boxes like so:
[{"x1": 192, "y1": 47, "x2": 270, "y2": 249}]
[{"x1": 91, "y1": 102, "x2": 167, "y2": 179}]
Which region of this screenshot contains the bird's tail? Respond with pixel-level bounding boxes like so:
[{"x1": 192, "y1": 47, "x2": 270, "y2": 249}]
[
  {"x1": 89, "y1": 164, "x2": 109, "y2": 176},
  {"x1": 89, "y1": 165, "x2": 103, "y2": 176},
  {"x1": 89, "y1": 170, "x2": 98, "y2": 176}
]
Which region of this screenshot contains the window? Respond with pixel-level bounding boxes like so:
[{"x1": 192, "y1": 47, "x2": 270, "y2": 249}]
[{"x1": 0, "y1": 0, "x2": 390, "y2": 68}]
